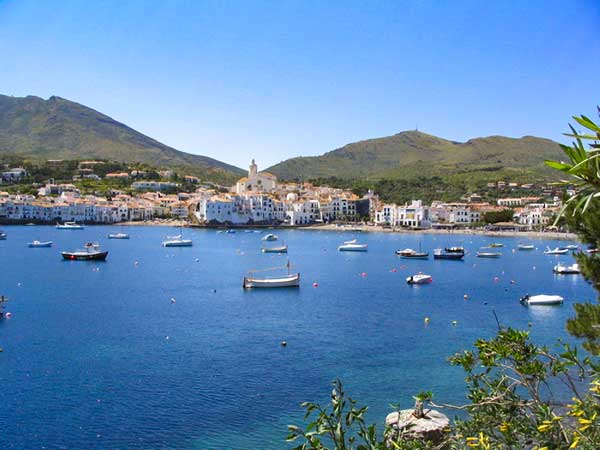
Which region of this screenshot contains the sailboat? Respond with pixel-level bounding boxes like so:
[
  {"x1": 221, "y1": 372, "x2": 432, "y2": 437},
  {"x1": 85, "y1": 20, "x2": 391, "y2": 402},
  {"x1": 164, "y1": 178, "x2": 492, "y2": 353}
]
[
  {"x1": 243, "y1": 259, "x2": 300, "y2": 288},
  {"x1": 162, "y1": 227, "x2": 192, "y2": 247}
]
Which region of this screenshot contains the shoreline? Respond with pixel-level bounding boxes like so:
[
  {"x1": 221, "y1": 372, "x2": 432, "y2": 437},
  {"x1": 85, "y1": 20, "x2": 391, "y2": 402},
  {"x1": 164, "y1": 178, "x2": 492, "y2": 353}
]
[{"x1": 1, "y1": 220, "x2": 578, "y2": 240}]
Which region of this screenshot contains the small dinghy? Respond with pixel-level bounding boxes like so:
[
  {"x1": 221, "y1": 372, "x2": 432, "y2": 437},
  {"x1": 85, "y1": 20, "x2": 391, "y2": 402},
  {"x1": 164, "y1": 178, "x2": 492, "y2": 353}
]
[
  {"x1": 489, "y1": 243, "x2": 504, "y2": 248},
  {"x1": 477, "y1": 251, "x2": 502, "y2": 258},
  {"x1": 28, "y1": 240, "x2": 53, "y2": 248},
  {"x1": 56, "y1": 221, "x2": 84, "y2": 230},
  {"x1": 108, "y1": 233, "x2": 129, "y2": 239},
  {"x1": 517, "y1": 244, "x2": 535, "y2": 250},
  {"x1": 262, "y1": 233, "x2": 278, "y2": 241},
  {"x1": 406, "y1": 273, "x2": 432, "y2": 285},
  {"x1": 338, "y1": 242, "x2": 368, "y2": 252},
  {"x1": 520, "y1": 294, "x2": 564, "y2": 306},
  {"x1": 553, "y1": 263, "x2": 581, "y2": 274},
  {"x1": 0, "y1": 230, "x2": 6, "y2": 240},
  {"x1": 544, "y1": 247, "x2": 569, "y2": 255},
  {"x1": 561, "y1": 244, "x2": 579, "y2": 250},
  {"x1": 261, "y1": 245, "x2": 288, "y2": 254}
]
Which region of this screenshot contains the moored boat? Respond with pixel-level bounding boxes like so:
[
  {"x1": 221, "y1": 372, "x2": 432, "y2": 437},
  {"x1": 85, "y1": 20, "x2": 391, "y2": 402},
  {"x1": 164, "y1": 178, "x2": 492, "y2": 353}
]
[
  {"x1": 561, "y1": 244, "x2": 579, "y2": 250},
  {"x1": 261, "y1": 245, "x2": 288, "y2": 253},
  {"x1": 162, "y1": 238, "x2": 193, "y2": 247},
  {"x1": 338, "y1": 242, "x2": 368, "y2": 252},
  {"x1": 406, "y1": 273, "x2": 432, "y2": 285},
  {"x1": 476, "y1": 251, "x2": 502, "y2": 258},
  {"x1": 0, "y1": 230, "x2": 6, "y2": 240},
  {"x1": 395, "y1": 248, "x2": 429, "y2": 259},
  {"x1": 28, "y1": 240, "x2": 53, "y2": 248},
  {"x1": 520, "y1": 294, "x2": 564, "y2": 306},
  {"x1": 517, "y1": 244, "x2": 535, "y2": 250},
  {"x1": 56, "y1": 221, "x2": 84, "y2": 230},
  {"x1": 108, "y1": 233, "x2": 130, "y2": 239},
  {"x1": 243, "y1": 260, "x2": 300, "y2": 288},
  {"x1": 553, "y1": 263, "x2": 581, "y2": 274},
  {"x1": 434, "y1": 248, "x2": 464, "y2": 260},
  {"x1": 489, "y1": 243, "x2": 504, "y2": 248},
  {"x1": 62, "y1": 243, "x2": 108, "y2": 261},
  {"x1": 262, "y1": 233, "x2": 278, "y2": 241},
  {"x1": 544, "y1": 247, "x2": 569, "y2": 255}
]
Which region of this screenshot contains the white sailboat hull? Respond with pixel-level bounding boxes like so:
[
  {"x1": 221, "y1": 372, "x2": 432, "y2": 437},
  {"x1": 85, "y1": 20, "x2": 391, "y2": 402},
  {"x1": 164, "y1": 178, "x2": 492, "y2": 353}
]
[
  {"x1": 162, "y1": 240, "x2": 193, "y2": 247},
  {"x1": 243, "y1": 273, "x2": 300, "y2": 288}
]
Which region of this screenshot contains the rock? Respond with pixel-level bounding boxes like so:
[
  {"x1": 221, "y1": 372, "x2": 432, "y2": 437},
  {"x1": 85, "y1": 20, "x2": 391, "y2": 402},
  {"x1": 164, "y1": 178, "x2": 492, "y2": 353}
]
[{"x1": 385, "y1": 408, "x2": 449, "y2": 445}]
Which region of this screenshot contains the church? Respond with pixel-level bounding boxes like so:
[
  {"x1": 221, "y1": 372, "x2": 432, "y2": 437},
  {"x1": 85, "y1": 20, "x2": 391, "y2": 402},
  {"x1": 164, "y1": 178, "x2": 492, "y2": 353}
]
[{"x1": 235, "y1": 159, "x2": 277, "y2": 194}]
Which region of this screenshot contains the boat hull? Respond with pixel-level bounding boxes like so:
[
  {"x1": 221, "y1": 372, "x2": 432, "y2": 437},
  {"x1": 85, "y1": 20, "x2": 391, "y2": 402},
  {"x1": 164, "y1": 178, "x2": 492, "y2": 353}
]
[
  {"x1": 261, "y1": 247, "x2": 288, "y2": 253},
  {"x1": 62, "y1": 251, "x2": 108, "y2": 261},
  {"x1": 397, "y1": 253, "x2": 429, "y2": 259},
  {"x1": 520, "y1": 295, "x2": 564, "y2": 306},
  {"x1": 434, "y1": 253, "x2": 464, "y2": 260},
  {"x1": 28, "y1": 242, "x2": 52, "y2": 248},
  {"x1": 338, "y1": 245, "x2": 368, "y2": 252},
  {"x1": 108, "y1": 234, "x2": 129, "y2": 239},
  {"x1": 243, "y1": 273, "x2": 300, "y2": 288},
  {"x1": 162, "y1": 240, "x2": 193, "y2": 247},
  {"x1": 477, "y1": 253, "x2": 502, "y2": 258}
]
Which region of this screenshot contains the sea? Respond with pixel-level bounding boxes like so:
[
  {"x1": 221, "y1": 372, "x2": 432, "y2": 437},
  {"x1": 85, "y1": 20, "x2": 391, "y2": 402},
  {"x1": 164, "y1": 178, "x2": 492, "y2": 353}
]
[{"x1": 0, "y1": 225, "x2": 595, "y2": 449}]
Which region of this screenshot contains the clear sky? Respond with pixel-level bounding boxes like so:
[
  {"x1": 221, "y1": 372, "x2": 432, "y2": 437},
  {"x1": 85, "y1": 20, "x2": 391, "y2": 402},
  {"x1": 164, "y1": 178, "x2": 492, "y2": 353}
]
[{"x1": 0, "y1": 0, "x2": 599, "y2": 169}]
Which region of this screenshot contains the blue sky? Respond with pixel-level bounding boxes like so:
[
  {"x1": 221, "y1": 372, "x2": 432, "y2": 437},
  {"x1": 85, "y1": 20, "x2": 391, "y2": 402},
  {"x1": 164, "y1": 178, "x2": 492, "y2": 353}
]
[{"x1": 0, "y1": 0, "x2": 598, "y2": 169}]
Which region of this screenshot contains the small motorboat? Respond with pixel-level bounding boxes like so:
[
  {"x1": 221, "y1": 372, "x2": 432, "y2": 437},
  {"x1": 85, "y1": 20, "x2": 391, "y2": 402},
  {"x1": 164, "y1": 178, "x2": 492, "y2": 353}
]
[
  {"x1": 108, "y1": 233, "x2": 130, "y2": 239},
  {"x1": 489, "y1": 243, "x2": 504, "y2": 248},
  {"x1": 338, "y1": 242, "x2": 368, "y2": 252},
  {"x1": 517, "y1": 244, "x2": 535, "y2": 250},
  {"x1": 561, "y1": 244, "x2": 579, "y2": 251},
  {"x1": 520, "y1": 294, "x2": 564, "y2": 306},
  {"x1": 56, "y1": 221, "x2": 84, "y2": 230},
  {"x1": 28, "y1": 240, "x2": 53, "y2": 248},
  {"x1": 162, "y1": 238, "x2": 193, "y2": 247},
  {"x1": 243, "y1": 260, "x2": 300, "y2": 288},
  {"x1": 395, "y1": 248, "x2": 429, "y2": 259},
  {"x1": 476, "y1": 251, "x2": 502, "y2": 258},
  {"x1": 226, "y1": 229, "x2": 236, "y2": 234},
  {"x1": 261, "y1": 245, "x2": 288, "y2": 254},
  {"x1": 553, "y1": 263, "x2": 581, "y2": 274},
  {"x1": 406, "y1": 273, "x2": 432, "y2": 285},
  {"x1": 0, "y1": 230, "x2": 6, "y2": 240},
  {"x1": 62, "y1": 243, "x2": 108, "y2": 261},
  {"x1": 434, "y1": 248, "x2": 464, "y2": 260},
  {"x1": 544, "y1": 247, "x2": 569, "y2": 255},
  {"x1": 262, "y1": 233, "x2": 278, "y2": 241}
]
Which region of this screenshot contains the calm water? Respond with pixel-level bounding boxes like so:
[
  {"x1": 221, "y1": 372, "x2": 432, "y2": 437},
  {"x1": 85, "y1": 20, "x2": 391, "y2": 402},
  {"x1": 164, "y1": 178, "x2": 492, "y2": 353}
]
[{"x1": 0, "y1": 226, "x2": 595, "y2": 449}]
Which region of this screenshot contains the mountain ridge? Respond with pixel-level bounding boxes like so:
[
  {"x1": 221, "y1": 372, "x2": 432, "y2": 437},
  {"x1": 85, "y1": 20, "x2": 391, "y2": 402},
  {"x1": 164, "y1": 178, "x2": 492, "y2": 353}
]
[{"x1": 0, "y1": 94, "x2": 244, "y2": 181}]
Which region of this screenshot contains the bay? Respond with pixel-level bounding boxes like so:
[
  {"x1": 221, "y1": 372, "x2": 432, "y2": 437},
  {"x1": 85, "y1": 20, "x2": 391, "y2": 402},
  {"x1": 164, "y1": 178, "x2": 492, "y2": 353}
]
[{"x1": 0, "y1": 226, "x2": 594, "y2": 449}]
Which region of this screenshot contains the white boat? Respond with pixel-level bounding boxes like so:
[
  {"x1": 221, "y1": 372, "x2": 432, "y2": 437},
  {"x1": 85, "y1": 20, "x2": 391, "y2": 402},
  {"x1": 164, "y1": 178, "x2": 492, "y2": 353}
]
[
  {"x1": 517, "y1": 244, "x2": 535, "y2": 250},
  {"x1": 406, "y1": 273, "x2": 432, "y2": 285},
  {"x1": 544, "y1": 247, "x2": 569, "y2": 255},
  {"x1": 338, "y1": 242, "x2": 368, "y2": 252},
  {"x1": 261, "y1": 245, "x2": 288, "y2": 254},
  {"x1": 162, "y1": 238, "x2": 193, "y2": 247},
  {"x1": 476, "y1": 251, "x2": 502, "y2": 258},
  {"x1": 243, "y1": 260, "x2": 300, "y2": 288},
  {"x1": 262, "y1": 233, "x2": 278, "y2": 241},
  {"x1": 520, "y1": 294, "x2": 564, "y2": 306},
  {"x1": 56, "y1": 221, "x2": 84, "y2": 230},
  {"x1": 562, "y1": 244, "x2": 579, "y2": 250},
  {"x1": 28, "y1": 240, "x2": 53, "y2": 248},
  {"x1": 553, "y1": 263, "x2": 581, "y2": 274},
  {"x1": 108, "y1": 233, "x2": 129, "y2": 239},
  {"x1": 0, "y1": 231, "x2": 6, "y2": 239}
]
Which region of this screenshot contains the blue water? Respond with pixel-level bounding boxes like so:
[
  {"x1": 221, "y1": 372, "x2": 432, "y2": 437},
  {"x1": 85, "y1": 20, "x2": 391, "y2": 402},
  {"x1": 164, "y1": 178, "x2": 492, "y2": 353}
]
[{"x1": 0, "y1": 226, "x2": 595, "y2": 449}]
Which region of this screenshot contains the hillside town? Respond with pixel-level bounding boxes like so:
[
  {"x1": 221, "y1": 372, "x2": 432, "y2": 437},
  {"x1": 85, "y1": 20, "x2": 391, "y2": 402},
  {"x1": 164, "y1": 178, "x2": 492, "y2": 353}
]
[{"x1": 0, "y1": 159, "x2": 568, "y2": 231}]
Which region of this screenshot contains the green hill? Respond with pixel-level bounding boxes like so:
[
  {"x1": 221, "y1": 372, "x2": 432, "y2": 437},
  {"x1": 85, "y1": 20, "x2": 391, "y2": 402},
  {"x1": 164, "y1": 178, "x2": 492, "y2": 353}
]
[
  {"x1": 0, "y1": 94, "x2": 244, "y2": 183},
  {"x1": 267, "y1": 130, "x2": 565, "y2": 182}
]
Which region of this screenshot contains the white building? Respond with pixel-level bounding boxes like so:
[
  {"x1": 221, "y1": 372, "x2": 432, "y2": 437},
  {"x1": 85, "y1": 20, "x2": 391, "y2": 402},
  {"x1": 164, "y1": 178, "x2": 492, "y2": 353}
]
[{"x1": 235, "y1": 160, "x2": 277, "y2": 194}]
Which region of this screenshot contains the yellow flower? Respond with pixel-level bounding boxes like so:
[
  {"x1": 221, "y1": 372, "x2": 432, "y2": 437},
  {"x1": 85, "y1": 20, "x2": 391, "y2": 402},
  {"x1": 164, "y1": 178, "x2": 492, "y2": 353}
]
[
  {"x1": 570, "y1": 434, "x2": 581, "y2": 449},
  {"x1": 499, "y1": 422, "x2": 510, "y2": 432}
]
